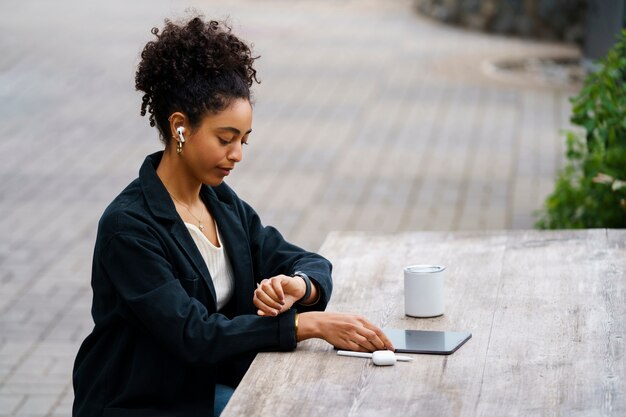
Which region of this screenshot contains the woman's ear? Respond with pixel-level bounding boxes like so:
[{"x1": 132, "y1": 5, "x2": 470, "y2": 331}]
[{"x1": 167, "y1": 112, "x2": 187, "y2": 144}]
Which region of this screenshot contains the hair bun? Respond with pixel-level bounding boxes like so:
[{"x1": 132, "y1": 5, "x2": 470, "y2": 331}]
[{"x1": 135, "y1": 15, "x2": 259, "y2": 143}]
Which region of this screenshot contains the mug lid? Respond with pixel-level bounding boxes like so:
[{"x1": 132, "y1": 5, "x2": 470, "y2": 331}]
[{"x1": 404, "y1": 265, "x2": 445, "y2": 274}]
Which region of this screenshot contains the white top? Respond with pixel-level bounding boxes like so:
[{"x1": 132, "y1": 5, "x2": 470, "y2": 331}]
[{"x1": 184, "y1": 222, "x2": 234, "y2": 311}]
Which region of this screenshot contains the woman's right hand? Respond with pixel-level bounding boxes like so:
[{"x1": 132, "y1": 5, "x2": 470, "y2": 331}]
[{"x1": 297, "y1": 311, "x2": 394, "y2": 352}]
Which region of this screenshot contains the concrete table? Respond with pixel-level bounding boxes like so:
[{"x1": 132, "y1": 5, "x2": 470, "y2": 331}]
[{"x1": 222, "y1": 230, "x2": 625, "y2": 417}]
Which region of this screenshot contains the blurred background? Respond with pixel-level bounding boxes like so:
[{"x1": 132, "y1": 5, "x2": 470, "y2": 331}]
[{"x1": 2, "y1": 0, "x2": 621, "y2": 415}]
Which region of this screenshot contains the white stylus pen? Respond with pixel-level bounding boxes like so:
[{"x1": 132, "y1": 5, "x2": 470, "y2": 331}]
[{"x1": 337, "y1": 350, "x2": 413, "y2": 362}]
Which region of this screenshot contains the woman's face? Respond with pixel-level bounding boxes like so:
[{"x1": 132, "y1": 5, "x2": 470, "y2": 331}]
[{"x1": 182, "y1": 98, "x2": 253, "y2": 186}]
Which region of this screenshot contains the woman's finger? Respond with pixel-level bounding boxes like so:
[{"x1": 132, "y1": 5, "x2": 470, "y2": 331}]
[
  {"x1": 258, "y1": 281, "x2": 283, "y2": 307},
  {"x1": 347, "y1": 339, "x2": 369, "y2": 353},
  {"x1": 253, "y1": 290, "x2": 282, "y2": 315},
  {"x1": 357, "y1": 328, "x2": 386, "y2": 351},
  {"x1": 352, "y1": 332, "x2": 379, "y2": 352},
  {"x1": 358, "y1": 318, "x2": 395, "y2": 351},
  {"x1": 252, "y1": 295, "x2": 275, "y2": 316},
  {"x1": 270, "y1": 277, "x2": 285, "y2": 303},
  {"x1": 260, "y1": 279, "x2": 282, "y2": 303},
  {"x1": 372, "y1": 327, "x2": 394, "y2": 351},
  {"x1": 361, "y1": 324, "x2": 394, "y2": 351},
  {"x1": 254, "y1": 291, "x2": 281, "y2": 313}
]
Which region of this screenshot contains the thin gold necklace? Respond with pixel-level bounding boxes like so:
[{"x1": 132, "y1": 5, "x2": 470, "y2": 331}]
[{"x1": 169, "y1": 193, "x2": 206, "y2": 231}]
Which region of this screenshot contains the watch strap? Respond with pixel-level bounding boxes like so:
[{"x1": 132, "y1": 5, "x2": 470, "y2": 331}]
[{"x1": 292, "y1": 271, "x2": 311, "y2": 304}]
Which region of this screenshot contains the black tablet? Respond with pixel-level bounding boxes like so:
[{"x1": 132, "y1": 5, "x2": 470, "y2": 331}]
[{"x1": 383, "y1": 328, "x2": 472, "y2": 355}]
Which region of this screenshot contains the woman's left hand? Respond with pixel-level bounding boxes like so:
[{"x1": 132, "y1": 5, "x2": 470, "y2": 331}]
[{"x1": 254, "y1": 274, "x2": 306, "y2": 316}]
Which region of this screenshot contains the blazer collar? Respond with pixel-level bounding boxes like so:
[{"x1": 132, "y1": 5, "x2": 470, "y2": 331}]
[{"x1": 139, "y1": 151, "x2": 179, "y2": 222}]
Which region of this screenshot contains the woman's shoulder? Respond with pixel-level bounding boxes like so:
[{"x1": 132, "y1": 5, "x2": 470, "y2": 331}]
[{"x1": 97, "y1": 178, "x2": 152, "y2": 239}]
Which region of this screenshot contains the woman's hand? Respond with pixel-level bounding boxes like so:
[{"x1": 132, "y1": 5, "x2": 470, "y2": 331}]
[
  {"x1": 297, "y1": 311, "x2": 394, "y2": 352},
  {"x1": 253, "y1": 274, "x2": 306, "y2": 317}
]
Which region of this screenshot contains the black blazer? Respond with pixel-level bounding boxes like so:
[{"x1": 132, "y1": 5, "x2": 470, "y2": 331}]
[{"x1": 72, "y1": 152, "x2": 332, "y2": 417}]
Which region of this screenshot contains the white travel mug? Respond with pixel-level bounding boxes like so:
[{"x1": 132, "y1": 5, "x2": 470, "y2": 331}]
[{"x1": 404, "y1": 265, "x2": 445, "y2": 317}]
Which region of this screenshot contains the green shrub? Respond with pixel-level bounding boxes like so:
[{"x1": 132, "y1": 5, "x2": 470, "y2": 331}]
[{"x1": 536, "y1": 30, "x2": 626, "y2": 229}]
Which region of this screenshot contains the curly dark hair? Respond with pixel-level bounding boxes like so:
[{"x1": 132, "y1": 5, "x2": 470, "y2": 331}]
[{"x1": 135, "y1": 16, "x2": 259, "y2": 144}]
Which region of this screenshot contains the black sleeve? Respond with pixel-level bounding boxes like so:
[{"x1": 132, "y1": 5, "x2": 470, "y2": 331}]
[
  {"x1": 99, "y1": 230, "x2": 297, "y2": 366},
  {"x1": 240, "y1": 199, "x2": 333, "y2": 313}
]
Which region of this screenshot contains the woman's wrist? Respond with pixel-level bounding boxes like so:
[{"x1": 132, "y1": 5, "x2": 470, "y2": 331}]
[
  {"x1": 292, "y1": 272, "x2": 319, "y2": 306},
  {"x1": 295, "y1": 311, "x2": 321, "y2": 342},
  {"x1": 291, "y1": 272, "x2": 311, "y2": 303}
]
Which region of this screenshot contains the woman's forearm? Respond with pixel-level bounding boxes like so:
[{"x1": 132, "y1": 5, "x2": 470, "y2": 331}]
[{"x1": 296, "y1": 311, "x2": 322, "y2": 342}]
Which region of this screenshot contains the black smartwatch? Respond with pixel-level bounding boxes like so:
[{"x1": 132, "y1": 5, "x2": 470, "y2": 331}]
[{"x1": 292, "y1": 271, "x2": 311, "y2": 304}]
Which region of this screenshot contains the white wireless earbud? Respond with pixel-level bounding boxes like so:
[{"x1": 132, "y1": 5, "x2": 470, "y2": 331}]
[{"x1": 176, "y1": 126, "x2": 185, "y2": 143}]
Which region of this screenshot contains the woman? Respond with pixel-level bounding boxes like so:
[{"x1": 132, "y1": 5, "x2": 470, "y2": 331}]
[{"x1": 72, "y1": 15, "x2": 393, "y2": 417}]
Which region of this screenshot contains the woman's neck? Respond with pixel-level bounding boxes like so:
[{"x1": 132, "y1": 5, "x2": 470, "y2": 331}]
[{"x1": 156, "y1": 148, "x2": 202, "y2": 205}]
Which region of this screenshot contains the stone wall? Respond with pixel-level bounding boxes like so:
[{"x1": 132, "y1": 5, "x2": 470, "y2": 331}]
[{"x1": 414, "y1": 0, "x2": 586, "y2": 43}]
